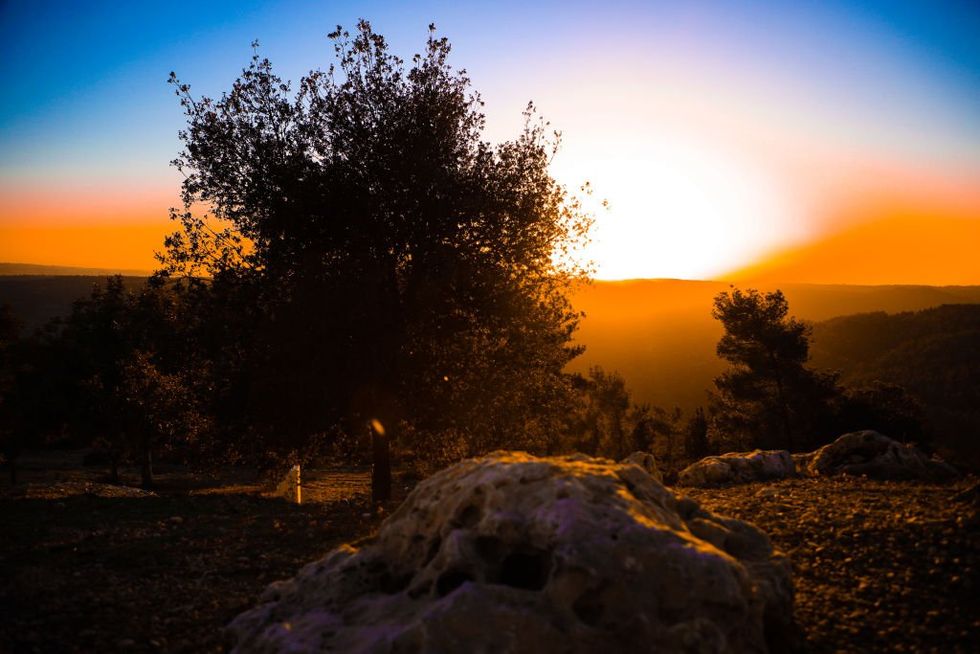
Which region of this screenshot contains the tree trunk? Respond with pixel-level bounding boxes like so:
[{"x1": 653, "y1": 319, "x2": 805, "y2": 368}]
[
  {"x1": 140, "y1": 433, "x2": 154, "y2": 489},
  {"x1": 8, "y1": 458, "x2": 16, "y2": 486},
  {"x1": 371, "y1": 421, "x2": 392, "y2": 504},
  {"x1": 109, "y1": 451, "x2": 120, "y2": 485},
  {"x1": 769, "y1": 352, "x2": 795, "y2": 451}
]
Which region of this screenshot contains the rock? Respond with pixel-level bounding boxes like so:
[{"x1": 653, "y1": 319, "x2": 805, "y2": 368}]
[
  {"x1": 229, "y1": 452, "x2": 799, "y2": 653},
  {"x1": 619, "y1": 450, "x2": 663, "y2": 483},
  {"x1": 678, "y1": 450, "x2": 796, "y2": 488},
  {"x1": 791, "y1": 452, "x2": 816, "y2": 477},
  {"x1": 274, "y1": 464, "x2": 302, "y2": 504},
  {"x1": 803, "y1": 431, "x2": 958, "y2": 481}
]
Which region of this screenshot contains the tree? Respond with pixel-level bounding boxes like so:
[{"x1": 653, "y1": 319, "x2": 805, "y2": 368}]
[
  {"x1": 570, "y1": 367, "x2": 631, "y2": 458},
  {"x1": 833, "y1": 381, "x2": 925, "y2": 446},
  {"x1": 710, "y1": 287, "x2": 838, "y2": 451},
  {"x1": 57, "y1": 277, "x2": 202, "y2": 486},
  {"x1": 682, "y1": 406, "x2": 710, "y2": 461},
  {"x1": 162, "y1": 22, "x2": 592, "y2": 500},
  {"x1": 118, "y1": 350, "x2": 204, "y2": 487}
]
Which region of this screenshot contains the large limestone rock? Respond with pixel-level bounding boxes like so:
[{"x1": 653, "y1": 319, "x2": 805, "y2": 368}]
[
  {"x1": 802, "y1": 430, "x2": 958, "y2": 481},
  {"x1": 677, "y1": 450, "x2": 796, "y2": 488},
  {"x1": 620, "y1": 450, "x2": 663, "y2": 483},
  {"x1": 230, "y1": 452, "x2": 798, "y2": 653}
]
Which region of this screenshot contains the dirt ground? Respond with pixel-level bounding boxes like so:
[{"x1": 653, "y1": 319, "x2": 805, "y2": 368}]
[
  {"x1": 685, "y1": 477, "x2": 979, "y2": 653},
  {"x1": 0, "y1": 453, "x2": 390, "y2": 653},
  {"x1": 1, "y1": 452, "x2": 977, "y2": 653}
]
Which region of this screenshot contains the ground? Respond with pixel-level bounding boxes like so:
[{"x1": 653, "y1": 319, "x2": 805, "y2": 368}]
[
  {"x1": 685, "y1": 477, "x2": 979, "y2": 653},
  {"x1": 1, "y1": 453, "x2": 977, "y2": 653}
]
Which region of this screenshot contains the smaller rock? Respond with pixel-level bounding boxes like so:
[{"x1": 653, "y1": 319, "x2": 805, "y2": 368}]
[
  {"x1": 803, "y1": 431, "x2": 958, "y2": 481},
  {"x1": 678, "y1": 450, "x2": 795, "y2": 487},
  {"x1": 619, "y1": 451, "x2": 663, "y2": 483},
  {"x1": 791, "y1": 452, "x2": 816, "y2": 477},
  {"x1": 274, "y1": 464, "x2": 302, "y2": 504}
]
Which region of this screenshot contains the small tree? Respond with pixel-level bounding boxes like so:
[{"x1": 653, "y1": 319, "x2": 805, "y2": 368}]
[
  {"x1": 571, "y1": 367, "x2": 631, "y2": 458},
  {"x1": 710, "y1": 287, "x2": 838, "y2": 451},
  {"x1": 682, "y1": 406, "x2": 710, "y2": 461},
  {"x1": 59, "y1": 277, "x2": 201, "y2": 485},
  {"x1": 834, "y1": 381, "x2": 925, "y2": 445}
]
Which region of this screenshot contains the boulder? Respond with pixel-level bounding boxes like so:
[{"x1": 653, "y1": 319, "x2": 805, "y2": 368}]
[
  {"x1": 229, "y1": 452, "x2": 799, "y2": 653},
  {"x1": 619, "y1": 450, "x2": 663, "y2": 483},
  {"x1": 677, "y1": 450, "x2": 796, "y2": 488},
  {"x1": 803, "y1": 431, "x2": 958, "y2": 481}
]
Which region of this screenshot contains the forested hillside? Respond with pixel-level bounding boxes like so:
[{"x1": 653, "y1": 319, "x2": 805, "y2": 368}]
[
  {"x1": 811, "y1": 304, "x2": 980, "y2": 465},
  {"x1": 568, "y1": 279, "x2": 980, "y2": 412}
]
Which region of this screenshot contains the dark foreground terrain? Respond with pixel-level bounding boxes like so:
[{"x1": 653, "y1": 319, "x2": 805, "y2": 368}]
[
  {"x1": 687, "y1": 478, "x2": 979, "y2": 653},
  {"x1": 1, "y1": 457, "x2": 977, "y2": 653}
]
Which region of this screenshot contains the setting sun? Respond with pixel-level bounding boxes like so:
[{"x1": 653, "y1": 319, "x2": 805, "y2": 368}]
[{"x1": 554, "y1": 133, "x2": 801, "y2": 280}]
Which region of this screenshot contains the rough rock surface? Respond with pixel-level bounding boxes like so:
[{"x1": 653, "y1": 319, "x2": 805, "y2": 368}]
[
  {"x1": 802, "y1": 431, "x2": 958, "y2": 481},
  {"x1": 790, "y1": 452, "x2": 814, "y2": 474},
  {"x1": 229, "y1": 452, "x2": 798, "y2": 653},
  {"x1": 620, "y1": 450, "x2": 663, "y2": 483},
  {"x1": 678, "y1": 450, "x2": 796, "y2": 488}
]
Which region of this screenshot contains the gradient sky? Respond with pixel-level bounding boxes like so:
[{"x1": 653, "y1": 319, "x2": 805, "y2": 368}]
[{"x1": 1, "y1": 0, "x2": 978, "y2": 281}]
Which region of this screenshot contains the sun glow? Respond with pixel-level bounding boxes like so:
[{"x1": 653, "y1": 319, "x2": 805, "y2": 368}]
[{"x1": 553, "y1": 134, "x2": 805, "y2": 281}]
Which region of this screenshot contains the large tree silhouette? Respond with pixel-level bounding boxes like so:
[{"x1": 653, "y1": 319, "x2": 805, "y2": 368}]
[{"x1": 162, "y1": 22, "x2": 591, "y2": 500}]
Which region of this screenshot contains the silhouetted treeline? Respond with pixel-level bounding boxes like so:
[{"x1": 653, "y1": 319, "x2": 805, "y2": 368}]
[
  {"x1": 4, "y1": 279, "x2": 976, "y2": 482},
  {"x1": 0, "y1": 278, "x2": 680, "y2": 483}
]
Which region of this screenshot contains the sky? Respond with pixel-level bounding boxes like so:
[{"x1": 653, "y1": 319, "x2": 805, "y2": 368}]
[{"x1": 1, "y1": 0, "x2": 978, "y2": 282}]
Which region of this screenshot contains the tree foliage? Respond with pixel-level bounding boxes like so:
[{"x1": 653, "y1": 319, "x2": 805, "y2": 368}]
[
  {"x1": 682, "y1": 406, "x2": 710, "y2": 461},
  {"x1": 161, "y1": 21, "x2": 592, "y2": 497}
]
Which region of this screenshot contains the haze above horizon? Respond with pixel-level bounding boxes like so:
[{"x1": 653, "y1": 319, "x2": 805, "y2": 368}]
[{"x1": 1, "y1": 1, "x2": 978, "y2": 283}]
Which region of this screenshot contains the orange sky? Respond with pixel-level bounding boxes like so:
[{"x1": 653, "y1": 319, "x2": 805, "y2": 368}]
[
  {"x1": 2, "y1": 178, "x2": 979, "y2": 283},
  {"x1": 725, "y1": 180, "x2": 980, "y2": 285},
  {"x1": 0, "y1": 181, "x2": 175, "y2": 273}
]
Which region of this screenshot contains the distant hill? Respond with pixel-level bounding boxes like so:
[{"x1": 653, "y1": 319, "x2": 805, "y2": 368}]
[
  {"x1": 0, "y1": 262, "x2": 154, "y2": 277},
  {"x1": 0, "y1": 274, "x2": 148, "y2": 332},
  {"x1": 568, "y1": 279, "x2": 980, "y2": 412}
]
